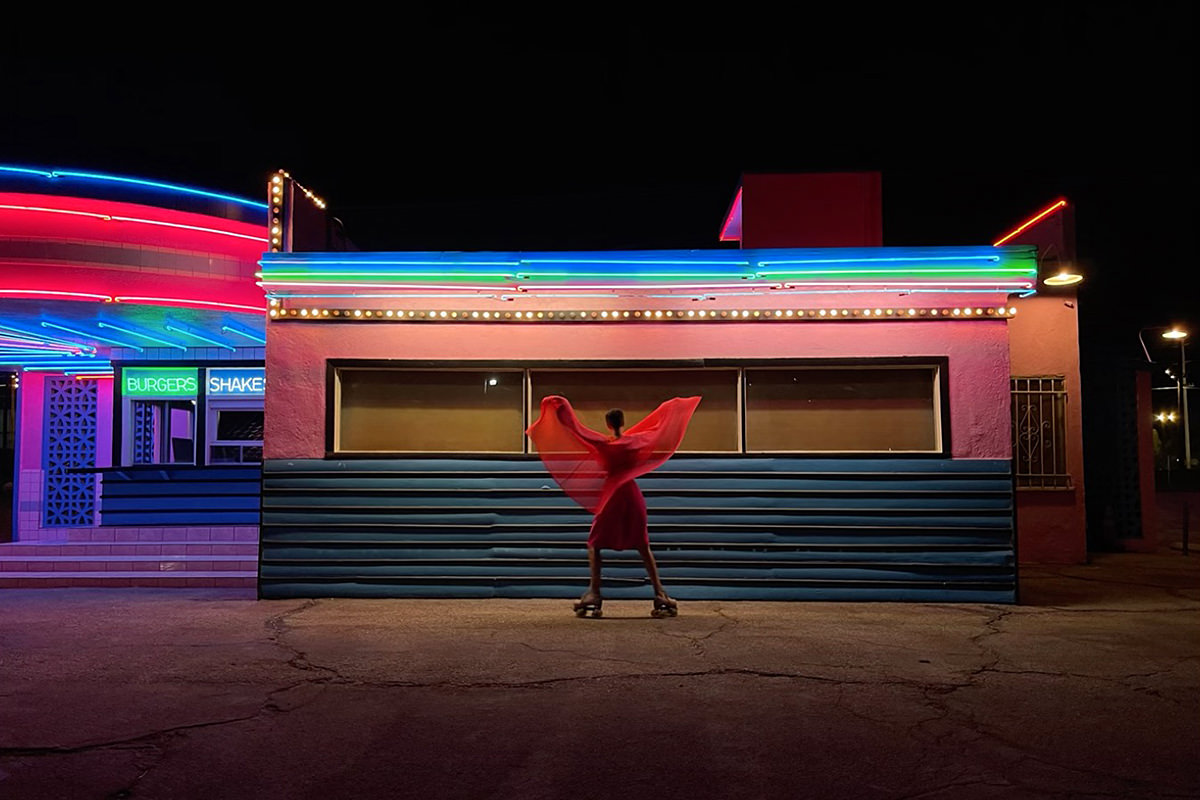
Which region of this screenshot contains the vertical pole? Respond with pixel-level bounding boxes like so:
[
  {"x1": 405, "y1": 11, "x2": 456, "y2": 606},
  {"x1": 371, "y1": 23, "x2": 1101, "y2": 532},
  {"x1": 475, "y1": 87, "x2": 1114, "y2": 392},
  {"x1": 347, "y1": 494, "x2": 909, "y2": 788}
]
[{"x1": 1181, "y1": 339, "x2": 1191, "y2": 469}]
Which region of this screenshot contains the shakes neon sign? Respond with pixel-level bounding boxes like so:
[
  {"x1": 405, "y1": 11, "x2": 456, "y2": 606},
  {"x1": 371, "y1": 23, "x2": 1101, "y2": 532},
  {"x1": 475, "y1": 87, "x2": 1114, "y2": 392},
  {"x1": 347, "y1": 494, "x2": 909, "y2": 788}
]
[
  {"x1": 123, "y1": 367, "x2": 198, "y2": 398},
  {"x1": 207, "y1": 368, "x2": 265, "y2": 396}
]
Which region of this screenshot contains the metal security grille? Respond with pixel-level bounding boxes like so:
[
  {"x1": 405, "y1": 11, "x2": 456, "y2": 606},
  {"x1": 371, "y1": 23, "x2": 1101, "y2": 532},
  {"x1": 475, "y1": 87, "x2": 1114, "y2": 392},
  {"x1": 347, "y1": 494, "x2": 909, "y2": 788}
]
[
  {"x1": 43, "y1": 376, "x2": 98, "y2": 526},
  {"x1": 1011, "y1": 376, "x2": 1071, "y2": 489}
]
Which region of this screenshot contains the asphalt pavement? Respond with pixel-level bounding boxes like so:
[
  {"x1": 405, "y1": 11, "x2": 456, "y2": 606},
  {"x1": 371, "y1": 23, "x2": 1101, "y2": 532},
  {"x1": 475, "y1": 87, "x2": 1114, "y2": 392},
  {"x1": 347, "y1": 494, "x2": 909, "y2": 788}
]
[{"x1": 1, "y1": 552, "x2": 1197, "y2": 800}]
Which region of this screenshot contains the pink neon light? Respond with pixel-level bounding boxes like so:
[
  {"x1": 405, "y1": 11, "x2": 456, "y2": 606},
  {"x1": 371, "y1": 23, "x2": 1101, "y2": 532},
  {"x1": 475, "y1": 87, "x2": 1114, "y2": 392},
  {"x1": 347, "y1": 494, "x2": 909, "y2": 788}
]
[
  {"x1": 0, "y1": 203, "x2": 267, "y2": 243},
  {"x1": 719, "y1": 187, "x2": 743, "y2": 242},
  {"x1": 112, "y1": 296, "x2": 266, "y2": 313},
  {"x1": 781, "y1": 281, "x2": 1034, "y2": 289},
  {"x1": 0, "y1": 288, "x2": 114, "y2": 301},
  {"x1": 72, "y1": 374, "x2": 114, "y2": 380},
  {"x1": 515, "y1": 282, "x2": 785, "y2": 292},
  {"x1": 993, "y1": 200, "x2": 1067, "y2": 246}
]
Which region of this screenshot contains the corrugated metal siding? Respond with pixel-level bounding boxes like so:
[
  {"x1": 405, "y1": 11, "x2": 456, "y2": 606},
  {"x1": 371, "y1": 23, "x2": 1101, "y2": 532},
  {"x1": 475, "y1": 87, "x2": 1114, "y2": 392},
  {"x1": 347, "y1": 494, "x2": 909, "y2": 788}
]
[
  {"x1": 260, "y1": 458, "x2": 1015, "y2": 602},
  {"x1": 100, "y1": 466, "x2": 262, "y2": 525}
]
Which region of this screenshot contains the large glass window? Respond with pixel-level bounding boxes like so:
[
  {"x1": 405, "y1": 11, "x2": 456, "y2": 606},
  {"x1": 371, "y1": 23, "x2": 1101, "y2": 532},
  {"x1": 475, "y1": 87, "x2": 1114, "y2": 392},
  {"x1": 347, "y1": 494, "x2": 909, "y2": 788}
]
[
  {"x1": 131, "y1": 400, "x2": 196, "y2": 464},
  {"x1": 336, "y1": 369, "x2": 524, "y2": 452},
  {"x1": 744, "y1": 366, "x2": 942, "y2": 453},
  {"x1": 208, "y1": 407, "x2": 264, "y2": 464},
  {"x1": 529, "y1": 369, "x2": 739, "y2": 451},
  {"x1": 330, "y1": 362, "x2": 946, "y2": 455}
]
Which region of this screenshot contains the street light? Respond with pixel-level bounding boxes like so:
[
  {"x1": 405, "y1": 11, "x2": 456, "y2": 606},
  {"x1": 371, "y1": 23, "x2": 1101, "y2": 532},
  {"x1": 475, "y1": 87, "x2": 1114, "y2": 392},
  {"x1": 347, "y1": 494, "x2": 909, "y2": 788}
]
[
  {"x1": 1163, "y1": 329, "x2": 1190, "y2": 469},
  {"x1": 1140, "y1": 326, "x2": 1192, "y2": 469}
]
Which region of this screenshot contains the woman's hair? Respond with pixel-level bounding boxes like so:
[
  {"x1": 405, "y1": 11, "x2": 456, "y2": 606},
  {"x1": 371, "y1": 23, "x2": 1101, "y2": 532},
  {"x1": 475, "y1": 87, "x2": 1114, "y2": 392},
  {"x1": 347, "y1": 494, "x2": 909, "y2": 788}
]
[{"x1": 605, "y1": 408, "x2": 625, "y2": 433}]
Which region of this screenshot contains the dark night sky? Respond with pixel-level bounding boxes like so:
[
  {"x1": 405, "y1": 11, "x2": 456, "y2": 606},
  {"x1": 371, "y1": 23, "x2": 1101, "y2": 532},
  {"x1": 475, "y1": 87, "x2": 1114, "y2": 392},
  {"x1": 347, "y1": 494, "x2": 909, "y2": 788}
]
[{"x1": 2, "y1": 7, "x2": 1194, "y2": 368}]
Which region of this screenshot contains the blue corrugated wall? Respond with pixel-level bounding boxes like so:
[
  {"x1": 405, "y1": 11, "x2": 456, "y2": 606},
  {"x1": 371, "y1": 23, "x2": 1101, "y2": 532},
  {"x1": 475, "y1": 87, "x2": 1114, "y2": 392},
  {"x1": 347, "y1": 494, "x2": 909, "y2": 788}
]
[
  {"x1": 101, "y1": 466, "x2": 262, "y2": 526},
  {"x1": 260, "y1": 458, "x2": 1016, "y2": 602}
]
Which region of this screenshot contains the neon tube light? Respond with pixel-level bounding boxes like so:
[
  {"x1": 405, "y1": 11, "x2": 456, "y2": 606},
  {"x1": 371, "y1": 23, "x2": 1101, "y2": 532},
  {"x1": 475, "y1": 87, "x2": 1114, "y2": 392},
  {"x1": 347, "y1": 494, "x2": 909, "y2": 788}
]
[
  {"x1": 0, "y1": 165, "x2": 266, "y2": 210},
  {"x1": 220, "y1": 322, "x2": 267, "y2": 344},
  {"x1": 164, "y1": 323, "x2": 236, "y2": 351},
  {"x1": 719, "y1": 187, "x2": 743, "y2": 242},
  {"x1": 40, "y1": 321, "x2": 145, "y2": 352},
  {"x1": 993, "y1": 200, "x2": 1068, "y2": 246},
  {"x1": 0, "y1": 332, "x2": 88, "y2": 352},
  {"x1": 96, "y1": 322, "x2": 186, "y2": 350},
  {"x1": 0, "y1": 204, "x2": 266, "y2": 242},
  {"x1": 112, "y1": 296, "x2": 266, "y2": 313},
  {"x1": 0, "y1": 288, "x2": 115, "y2": 301},
  {"x1": 0, "y1": 322, "x2": 94, "y2": 349}
]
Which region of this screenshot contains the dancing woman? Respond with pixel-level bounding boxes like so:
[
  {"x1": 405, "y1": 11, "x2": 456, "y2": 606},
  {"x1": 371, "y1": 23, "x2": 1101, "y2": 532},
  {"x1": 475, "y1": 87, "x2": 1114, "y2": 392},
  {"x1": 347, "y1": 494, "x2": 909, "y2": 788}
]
[{"x1": 526, "y1": 395, "x2": 701, "y2": 618}]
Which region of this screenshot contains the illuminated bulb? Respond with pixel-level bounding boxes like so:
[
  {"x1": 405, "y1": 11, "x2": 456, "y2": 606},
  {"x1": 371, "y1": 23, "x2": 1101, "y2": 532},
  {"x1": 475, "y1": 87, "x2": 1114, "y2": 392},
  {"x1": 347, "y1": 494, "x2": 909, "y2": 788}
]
[
  {"x1": 482, "y1": 311, "x2": 490, "y2": 319},
  {"x1": 601, "y1": 311, "x2": 608, "y2": 318},
  {"x1": 996, "y1": 306, "x2": 1006, "y2": 314},
  {"x1": 698, "y1": 310, "x2": 707, "y2": 317},
  {"x1": 874, "y1": 309, "x2": 882, "y2": 316},
  {"x1": 536, "y1": 312, "x2": 544, "y2": 318},
  {"x1": 975, "y1": 308, "x2": 983, "y2": 315},
  {"x1": 908, "y1": 309, "x2": 916, "y2": 316},
  {"x1": 386, "y1": 310, "x2": 394, "y2": 317},
  {"x1": 774, "y1": 310, "x2": 782, "y2": 317},
  {"x1": 623, "y1": 311, "x2": 630, "y2": 317},
  {"x1": 269, "y1": 309, "x2": 277, "y2": 317},
  {"x1": 515, "y1": 312, "x2": 523, "y2": 318},
  {"x1": 863, "y1": 310, "x2": 871, "y2": 317},
  {"x1": 654, "y1": 311, "x2": 662, "y2": 317},
  {"x1": 300, "y1": 309, "x2": 308, "y2": 316},
  {"x1": 1008, "y1": 307, "x2": 1017, "y2": 315},
  {"x1": 353, "y1": 309, "x2": 362, "y2": 317},
  {"x1": 785, "y1": 310, "x2": 793, "y2": 316},
  {"x1": 819, "y1": 309, "x2": 827, "y2": 317},
  {"x1": 269, "y1": 298, "x2": 278, "y2": 306},
  {"x1": 687, "y1": 310, "x2": 695, "y2": 317},
  {"x1": 439, "y1": 311, "x2": 448, "y2": 318},
  {"x1": 311, "y1": 309, "x2": 319, "y2": 316},
  {"x1": 272, "y1": 175, "x2": 282, "y2": 184}
]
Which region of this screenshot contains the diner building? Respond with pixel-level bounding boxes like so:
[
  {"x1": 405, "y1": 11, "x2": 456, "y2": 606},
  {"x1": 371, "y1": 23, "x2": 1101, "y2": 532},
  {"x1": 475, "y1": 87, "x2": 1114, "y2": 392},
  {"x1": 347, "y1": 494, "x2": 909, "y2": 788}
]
[
  {"x1": 0, "y1": 166, "x2": 266, "y2": 586},
  {"x1": 256, "y1": 172, "x2": 1101, "y2": 602}
]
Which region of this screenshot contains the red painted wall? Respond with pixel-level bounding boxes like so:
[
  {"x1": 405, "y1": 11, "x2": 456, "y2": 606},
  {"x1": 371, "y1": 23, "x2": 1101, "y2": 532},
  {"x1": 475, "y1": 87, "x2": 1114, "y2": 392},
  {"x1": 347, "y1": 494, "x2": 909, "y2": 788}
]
[
  {"x1": 1008, "y1": 291, "x2": 1087, "y2": 563},
  {"x1": 740, "y1": 173, "x2": 882, "y2": 249}
]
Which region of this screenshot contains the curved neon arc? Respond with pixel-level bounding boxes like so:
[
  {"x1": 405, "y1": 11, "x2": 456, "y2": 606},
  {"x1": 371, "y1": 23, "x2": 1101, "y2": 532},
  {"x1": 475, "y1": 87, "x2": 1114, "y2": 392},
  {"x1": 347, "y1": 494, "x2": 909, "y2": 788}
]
[
  {"x1": 112, "y1": 296, "x2": 266, "y2": 313},
  {"x1": 0, "y1": 165, "x2": 266, "y2": 210},
  {"x1": 0, "y1": 203, "x2": 266, "y2": 242}
]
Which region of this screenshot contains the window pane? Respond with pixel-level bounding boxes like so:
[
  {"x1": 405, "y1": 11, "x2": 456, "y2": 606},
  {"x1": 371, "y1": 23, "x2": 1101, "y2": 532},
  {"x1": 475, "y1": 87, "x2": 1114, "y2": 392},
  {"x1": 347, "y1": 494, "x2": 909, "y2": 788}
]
[
  {"x1": 529, "y1": 369, "x2": 739, "y2": 451},
  {"x1": 338, "y1": 369, "x2": 524, "y2": 452},
  {"x1": 215, "y1": 410, "x2": 264, "y2": 441},
  {"x1": 745, "y1": 367, "x2": 938, "y2": 452},
  {"x1": 131, "y1": 400, "x2": 195, "y2": 464}
]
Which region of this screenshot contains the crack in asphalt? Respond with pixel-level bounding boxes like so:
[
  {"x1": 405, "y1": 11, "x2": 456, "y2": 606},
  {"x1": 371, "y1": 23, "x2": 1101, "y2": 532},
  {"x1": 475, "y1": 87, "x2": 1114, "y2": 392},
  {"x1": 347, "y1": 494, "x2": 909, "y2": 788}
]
[{"x1": 652, "y1": 604, "x2": 740, "y2": 656}]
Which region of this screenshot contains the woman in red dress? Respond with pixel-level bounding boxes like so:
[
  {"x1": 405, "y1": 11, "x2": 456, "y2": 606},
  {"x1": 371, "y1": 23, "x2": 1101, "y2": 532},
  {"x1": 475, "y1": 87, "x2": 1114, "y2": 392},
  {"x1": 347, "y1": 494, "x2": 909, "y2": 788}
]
[{"x1": 526, "y1": 395, "x2": 701, "y2": 618}]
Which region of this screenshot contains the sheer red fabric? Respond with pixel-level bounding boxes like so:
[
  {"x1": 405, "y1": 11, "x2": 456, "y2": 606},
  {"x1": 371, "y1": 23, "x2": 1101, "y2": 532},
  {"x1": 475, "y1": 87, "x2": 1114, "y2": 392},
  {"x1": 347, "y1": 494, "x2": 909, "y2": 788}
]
[{"x1": 526, "y1": 395, "x2": 701, "y2": 550}]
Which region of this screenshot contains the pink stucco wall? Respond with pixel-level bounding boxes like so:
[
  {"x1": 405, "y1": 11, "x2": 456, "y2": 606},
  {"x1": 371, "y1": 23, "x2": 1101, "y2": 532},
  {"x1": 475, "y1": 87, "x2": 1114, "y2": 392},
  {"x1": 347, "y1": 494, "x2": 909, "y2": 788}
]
[
  {"x1": 1008, "y1": 291, "x2": 1087, "y2": 563},
  {"x1": 16, "y1": 373, "x2": 111, "y2": 541},
  {"x1": 266, "y1": 318, "x2": 1012, "y2": 460}
]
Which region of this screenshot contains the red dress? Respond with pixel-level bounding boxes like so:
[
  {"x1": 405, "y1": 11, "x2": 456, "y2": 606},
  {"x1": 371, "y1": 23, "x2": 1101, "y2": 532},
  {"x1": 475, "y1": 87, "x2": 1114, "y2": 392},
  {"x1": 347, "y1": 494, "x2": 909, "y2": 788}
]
[{"x1": 526, "y1": 395, "x2": 701, "y2": 550}]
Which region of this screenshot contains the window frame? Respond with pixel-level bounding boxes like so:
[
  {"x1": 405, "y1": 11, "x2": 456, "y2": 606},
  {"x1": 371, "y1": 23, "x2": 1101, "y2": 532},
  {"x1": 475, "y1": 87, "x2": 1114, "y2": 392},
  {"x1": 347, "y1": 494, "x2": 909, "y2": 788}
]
[
  {"x1": 325, "y1": 358, "x2": 952, "y2": 458},
  {"x1": 1010, "y1": 374, "x2": 1072, "y2": 490}
]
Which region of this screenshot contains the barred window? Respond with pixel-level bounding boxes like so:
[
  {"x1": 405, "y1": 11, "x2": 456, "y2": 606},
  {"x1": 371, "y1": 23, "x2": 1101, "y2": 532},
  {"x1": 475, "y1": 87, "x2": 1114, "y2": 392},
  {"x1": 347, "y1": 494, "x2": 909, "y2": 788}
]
[{"x1": 1011, "y1": 376, "x2": 1071, "y2": 489}]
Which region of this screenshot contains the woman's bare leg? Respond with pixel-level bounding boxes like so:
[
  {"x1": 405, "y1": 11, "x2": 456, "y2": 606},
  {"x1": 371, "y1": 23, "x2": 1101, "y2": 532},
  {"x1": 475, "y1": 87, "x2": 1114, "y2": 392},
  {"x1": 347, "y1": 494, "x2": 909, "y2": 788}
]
[
  {"x1": 636, "y1": 544, "x2": 670, "y2": 600},
  {"x1": 583, "y1": 547, "x2": 603, "y2": 601}
]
